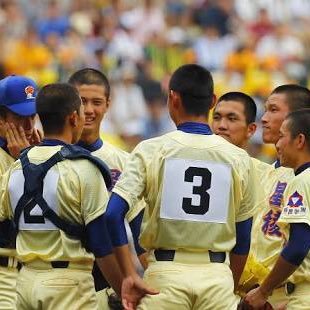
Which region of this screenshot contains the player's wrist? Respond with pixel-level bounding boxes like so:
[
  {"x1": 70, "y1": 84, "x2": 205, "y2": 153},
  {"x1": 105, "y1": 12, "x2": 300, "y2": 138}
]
[{"x1": 258, "y1": 284, "x2": 272, "y2": 299}]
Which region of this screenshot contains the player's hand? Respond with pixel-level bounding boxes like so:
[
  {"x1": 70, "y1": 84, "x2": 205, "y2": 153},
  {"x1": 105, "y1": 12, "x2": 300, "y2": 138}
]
[
  {"x1": 243, "y1": 287, "x2": 273, "y2": 309},
  {"x1": 29, "y1": 127, "x2": 43, "y2": 145},
  {"x1": 121, "y1": 275, "x2": 159, "y2": 310},
  {"x1": 5, "y1": 123, "x2": 31, "y2": 159}
]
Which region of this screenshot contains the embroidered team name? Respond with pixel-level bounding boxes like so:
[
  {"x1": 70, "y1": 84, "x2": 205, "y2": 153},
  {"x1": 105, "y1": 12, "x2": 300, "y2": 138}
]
[
  {"x1": 283, "y1": 191, "x2": 307, "y2": 216},
  {"x1": 109, "y1": 169, "x2": 122, "y2": 191},
  {"x1": 262, "y1": 181, "x2": 287, "y2": 237}
]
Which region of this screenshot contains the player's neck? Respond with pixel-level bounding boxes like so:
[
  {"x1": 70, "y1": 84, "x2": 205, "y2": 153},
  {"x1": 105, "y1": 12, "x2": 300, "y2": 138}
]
[
  {"x1": 79, "y1": 131, "x2": 100, "y2": 145},
  {"x1": 176, "y1": 115, "x2": 209, "y2": 126},
  {"x1": 293, "y1": 153, "x2": 310, "y2": 172},
  {"x1": 44, "y1": 132, "x2": 72, "y2": 145}
]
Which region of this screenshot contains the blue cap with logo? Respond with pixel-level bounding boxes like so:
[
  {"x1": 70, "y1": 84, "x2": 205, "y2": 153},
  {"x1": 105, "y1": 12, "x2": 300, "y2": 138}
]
[{"x1": 0, "y1": 75, "x2": 37, "y2": 116}]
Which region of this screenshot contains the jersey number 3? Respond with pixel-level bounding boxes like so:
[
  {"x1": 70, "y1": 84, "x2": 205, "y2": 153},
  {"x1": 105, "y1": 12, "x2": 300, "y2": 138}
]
[
  {"x1": 182, "y1": 167, "x2": 211, "y2": 215},
  {"x1": 160, "y1": 158, "x2": 231, "y2": 223}
]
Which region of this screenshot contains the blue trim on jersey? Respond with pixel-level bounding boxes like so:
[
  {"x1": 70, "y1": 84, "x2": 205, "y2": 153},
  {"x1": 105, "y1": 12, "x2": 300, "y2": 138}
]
[
  {"x1": 274, "y1": 159, "x2": 281, "y2": 169},
  {"x1": 295, "y1": 162, "x2": 310, "y2": 176},
  {"x1": 86, "y1": 213, "x2": 113, "y2": 257},
  {"x1": 0, "y1": 137, "x2": 9, "y2": 154},
  {"x1": 106, "y1": 193, "x2": 129, "y2": 247},
  {"x1": 281, "y1": 223, "x2": 310, "y2": 266},
  {"x1": 177, "y1": 122, "x2": 213, "y2": 135},
  {"x1": 231, "y1": 217, "x2": 253, "y2": 255},
  {"x1": 77, "y1": 138, "x2": 103, "y2": 152},
  {"x1": 129, "y1": 210, "x2": 145, "y2": 256},
  {"x1": 40, "y1": 139, "x2": 68, "y2": 147}
]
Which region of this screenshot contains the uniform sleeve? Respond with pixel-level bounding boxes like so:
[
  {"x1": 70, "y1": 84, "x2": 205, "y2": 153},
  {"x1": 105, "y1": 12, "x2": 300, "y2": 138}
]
[
  {"x1": 0, "y1": 169, "x2": 14, "y2": 221},
  {"x1": 80, "y1": 161, "x2": 110, "y2": 225},
  {"x1": 278, "y1": 178, "x2": 310, "y2": 227},
  {"x1": 126, "y1": 198, "x2": 146, "y2": 223},
  {"x1": 112, "y1": 143, "x2": 147, "y2": 213},
  {"x1": 236, "y1": 155, "x2": 258, "y2": 222}
]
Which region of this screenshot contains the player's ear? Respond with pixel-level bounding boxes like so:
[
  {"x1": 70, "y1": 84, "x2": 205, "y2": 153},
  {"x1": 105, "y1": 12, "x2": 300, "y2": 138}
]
[
  {"x1": 296, "y1": 133, "x2": 306, "y2": 150},
  {"x1": 106, "y1": 97, "x2": 111, "y2": 110},
  {"x1": 247, "y1": 122, "x2": 257, "y2": 139},
  {"x1": 210, "y1": 94, "x2": 217, "y2": 109},
  {"x1": 170, "y1": 90, "x2": 181, "y2": 109},
  {"x1": 68, "y1": 110, "x2": 79, "y2": 128}
]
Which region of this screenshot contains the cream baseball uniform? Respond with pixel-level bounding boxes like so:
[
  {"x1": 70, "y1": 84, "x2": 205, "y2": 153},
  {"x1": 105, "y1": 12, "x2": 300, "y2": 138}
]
[
  {"x1": 240, "y1": 163, "x2": 294, "y2": 305},
  {"x1": 0, "y1": 146, "x2": 18, "y2": 309},
  {"x1": 277, "y1": 167, "x2": 310, "y2": 309},
  {"x1": 89, "y1": 139, "x2": 145, "y2": 309},
  {"x1": 0, "y1": 144, "x2": 110, "y2": 310},
  {"x1": 113, "y1": 128, "x2": 257, "y2": 309}
]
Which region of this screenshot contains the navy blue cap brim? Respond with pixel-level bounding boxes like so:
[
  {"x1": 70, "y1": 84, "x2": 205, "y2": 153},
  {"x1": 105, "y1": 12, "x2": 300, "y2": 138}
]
[{"x1": 6, "y1": 100, "x2": 36, "y2": 116}]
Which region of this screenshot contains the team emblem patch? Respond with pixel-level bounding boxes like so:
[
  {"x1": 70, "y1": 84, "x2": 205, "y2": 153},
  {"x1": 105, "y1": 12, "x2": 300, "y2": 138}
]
[
  {"x1": 283, "y1": 191, "x2": 307, "y2": 216},
  {"x1": 108, "y1": 169, "x2": 122, "y2": 191},
  {"x1": 262, "y1": 181, "x2": 287, "y2": 237},
  {"x1": 25, "y1": 85, "x2": 35, "y2": 99}
]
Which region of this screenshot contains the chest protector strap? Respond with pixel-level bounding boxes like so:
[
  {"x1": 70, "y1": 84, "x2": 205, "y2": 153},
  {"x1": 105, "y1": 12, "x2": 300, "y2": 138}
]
[{"x1": 13, "y1": 144, "x2": 112, "y2": 243}]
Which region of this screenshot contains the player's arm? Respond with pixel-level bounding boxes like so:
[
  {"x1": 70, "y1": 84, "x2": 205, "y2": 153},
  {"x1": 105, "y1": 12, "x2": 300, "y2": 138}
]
[
  {"x1": 230, "y1": 217, "x2": 253, "y2": 290},
  {"x1": 244, "y1": 223, "x2": 310, "y2": 308},
  {"x1": 128, "y1": 209, "x2": 148, "y2": 269},
  {"x1": 106, "y1": 193, "x2": 158, "y2": 310},
  {"x1": 86, "y1": 213, "x2": 123, "y2": 296}
]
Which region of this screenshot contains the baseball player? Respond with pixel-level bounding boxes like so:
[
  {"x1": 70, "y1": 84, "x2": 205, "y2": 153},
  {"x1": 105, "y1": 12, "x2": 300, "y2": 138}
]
[
  {"x1": 211, "y1": 91, "x2": 272, "y2": 187},
  {"x1": 105, "y1": 64, "x2": 258, "y2": 309},
  {"x1": 0, "y1": 75, "x2": 41, "y2": 309},
  {"x1": 68, "y1": 68, "x2": 146, "y2": 309},
  {"x1": 0, "y1": 83, "x2": 122, "y2": 309},
  {"x1": 239, "y1": 85, "x2": 310, "y2": 307},
  {"x1": 244, "y1": 109, "x2": 310, "y2": 309}
]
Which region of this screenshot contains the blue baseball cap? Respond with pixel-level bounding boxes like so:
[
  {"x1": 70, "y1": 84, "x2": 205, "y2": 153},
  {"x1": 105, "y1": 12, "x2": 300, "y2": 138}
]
[{"x1": 0, "y1": 75, "x2": 37, "y2": 116}]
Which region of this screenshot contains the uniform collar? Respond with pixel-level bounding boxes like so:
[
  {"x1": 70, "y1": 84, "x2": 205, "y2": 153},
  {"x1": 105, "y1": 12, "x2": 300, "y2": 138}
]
[
  {"x1": 76, "y1": 138, "x2": 103, "y2": 152},
  {"x1": 177, "y1": 122, "x2": 213, "y2": 135},
  {"x1": 295, "y1": 162, "x2": 310, "y2": 176},
  {"x1": 40, "y1": 139, "x2": 68, "y2": 147},
  {"x1": 274, "y1": 159, "x2": 281, "y2": 169}
]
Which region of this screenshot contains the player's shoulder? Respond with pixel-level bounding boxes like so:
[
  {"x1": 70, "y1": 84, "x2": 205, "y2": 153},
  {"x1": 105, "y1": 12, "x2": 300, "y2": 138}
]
[
  {"x1": 0, "y1": 148, "x2": 14, "y2": 175},
  {"x1": 251, "y1": 157, "x2": 273, "y2": 173},
  {"x1": 211, "y1": 135, "x2": 251, "y2": 163},
  {"x1": 271, "y1": 165, "x2": 295, "y2": 180},
  {"x1": 133, "y1": 132, "x2": 170, "y2": 152},
  {"x1": 93, "y1": 140, "x2": 129, "y2": 160}
]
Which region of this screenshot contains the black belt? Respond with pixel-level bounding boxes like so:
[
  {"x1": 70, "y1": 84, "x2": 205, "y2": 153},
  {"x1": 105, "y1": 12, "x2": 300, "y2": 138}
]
[
  {"x1": 50, "y1": 261, "x2": 69, "y2": 268},
  {"x1": 0, "y1": 255, "x2": 22, "y2": 270},
  {"x1": 154, "y1": 250, "x2": 226, "y2": 263}
]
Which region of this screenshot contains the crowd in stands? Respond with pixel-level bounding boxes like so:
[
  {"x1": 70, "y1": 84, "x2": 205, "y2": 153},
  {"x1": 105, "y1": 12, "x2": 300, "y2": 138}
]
[{"x1": 0, "y1": 0, "x2": 309, "y2": 160}]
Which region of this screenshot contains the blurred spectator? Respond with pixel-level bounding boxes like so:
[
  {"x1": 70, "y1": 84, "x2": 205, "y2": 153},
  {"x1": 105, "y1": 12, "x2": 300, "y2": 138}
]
[
  {"x1": 104, "y1": 62, "x2": 148, "y2": 150},
  {"x1": 194, "y1": 24, "x2": 237, "y2": 71},
  {"x1": 35, "y1": 0, "x2": 70, "y2": 42},
  {"x1": 120, "y1": 0, "x2": 166, "y2": 45},
  {"x1": 249, "y1": 8, "x2": 274, "y2": 41},
  {"x1": 0, "y1": 0, "x2": 308, "y2": 158},
  {"x1": 143, "y1": 95, "x2": 175, "y2": 140}
]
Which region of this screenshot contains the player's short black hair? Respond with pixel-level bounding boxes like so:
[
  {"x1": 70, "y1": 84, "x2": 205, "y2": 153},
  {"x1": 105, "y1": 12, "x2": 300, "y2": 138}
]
[
  {"x1": 68, "y1": 68, "x2": 110, "y2": 100},
  {"x1": 217, "y1": 92, "x2": 257, "y2": 124},
  {"x1": 286, "y1": 109, "x2": 310, "y2": 151},
  {"x1": 36, "y1": 83, "x2": 81, "y2": 135},
  {"x1": 169, "y1": 64, "x2": 214, "y2": 116},
  {"x1": 271, "y1": 85, "x2": 310, "y2": 112}
]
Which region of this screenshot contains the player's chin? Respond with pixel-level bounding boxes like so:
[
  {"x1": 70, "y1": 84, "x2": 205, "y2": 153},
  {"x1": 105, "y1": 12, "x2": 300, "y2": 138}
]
[{"x1": 262, "y1": 132, "x2": 276, "y2": 144}]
